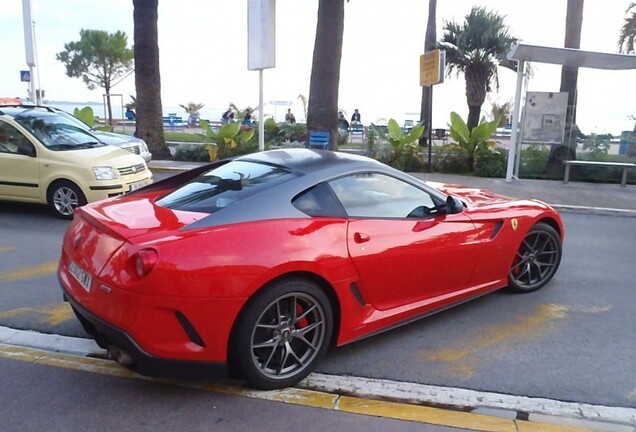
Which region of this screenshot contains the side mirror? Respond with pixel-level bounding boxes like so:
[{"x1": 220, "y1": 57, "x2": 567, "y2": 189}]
[{"x1": 445, "y1": 196, "x2": 464, "y2": 214}]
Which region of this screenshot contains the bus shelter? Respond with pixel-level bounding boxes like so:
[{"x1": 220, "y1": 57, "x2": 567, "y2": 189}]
[{"x1": 505, "y1": 43, "x2": 636, "y2": 182}]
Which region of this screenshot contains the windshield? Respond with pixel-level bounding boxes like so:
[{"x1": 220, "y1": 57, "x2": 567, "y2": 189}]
[
  {"x1": 14, "y1": 112, "x2": 105, "y2": 150},
  {"x1": 157, "y1": 160, "x2": 297, "y2": 214}
]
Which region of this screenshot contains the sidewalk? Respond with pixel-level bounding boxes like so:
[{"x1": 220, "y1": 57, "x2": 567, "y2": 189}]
[{"x1": 148, "y1": 159, "x2": 636, "y2": 216}]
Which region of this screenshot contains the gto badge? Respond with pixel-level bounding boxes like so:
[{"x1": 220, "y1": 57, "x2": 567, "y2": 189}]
[{"x1": 511, "y1": 218, "x2": 519, "y2": 231}]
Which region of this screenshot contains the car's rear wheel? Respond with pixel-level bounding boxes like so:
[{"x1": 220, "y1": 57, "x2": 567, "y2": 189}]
[
  {"x1": 48, "y1": 180, "x2": 86, "y2": 219},
  {"x1": 508, "y1": 222, "x2": 562, "y2": 293},
  {"x1": 231, "y1": 278, "x2": 333, "y2": 390}
]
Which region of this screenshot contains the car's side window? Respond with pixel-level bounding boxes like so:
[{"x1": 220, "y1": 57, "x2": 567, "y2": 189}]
[
  {"x1": 328, "y1": 173, "x2": 439, "y2": 218},
  {"x1": 292, "y1": 183, "x2": 347, "y2": 218},
  {"x1": 0, "y1": 121, "x2": 34, "y2": 156}
]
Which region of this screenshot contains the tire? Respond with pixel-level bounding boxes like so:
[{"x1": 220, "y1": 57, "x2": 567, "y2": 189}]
[
  {"x1": 508, "y1": 222, "x2": 562, "y2": 293},
  {"x1": 47, "y1": 180, "x2": 86, "y2": 219},
  {"x1": 230, "y1": 278, "x2": 333, "y2": 390}
]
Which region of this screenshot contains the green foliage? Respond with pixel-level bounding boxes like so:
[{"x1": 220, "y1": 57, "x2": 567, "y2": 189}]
[
  {"x1": 164, "y1": 131, "x2": 206, "y2": 142},
  {"x1": 279, "y1": 122, "x2": 308, "y2": 143},
  {"x1": 125, "y1": 95, "x2": 136, "y2": 110},
  {"x1": 581, "y1": 133, "x2": 612, "y2": 160},
  {"x1": 489, "y1": 99, "x2": 512, "y2": 127},
  {"x1": 73, "y1": 107, "x2": 96, "y2": 127},
  {"x1": 438, "y1": 6, "x2": 517, "y2": 129},
  {"x1": 474, "y1": 147, "x2": 507, "y2": 178},
  {"x1": 72, "y1": 106, "x2": 112, "y2": 131},
  {"x1": 173, "y1": 144, "x2": 210, "y2": 162},
  {"x1": 433, "y1": 144, "x2": 470, "y2": 174},
  {"x1": 519, "y1": 144, "x2": 550, "y2": 177},
  {"x1": 618, "y1": 2, "x2": 636, "y2": 54},
  {"x1": 263, "y1": 118, "x2": 281, "y2": 144},
  {"x1": 200, "y1": 120, "x2": 256, "y2": 160},
  {"x1": 179, "y1": 102, "x2": 205, "y2": 114},
  {"x1": 448, "y1": 112, "x2": 499, "y2": 171},
  {"x1": 371, "y1": 119, "x2": 425, "y2": 171},
  {"x1": 56, "y1": 29, "x2": 133, "y2": 91}
]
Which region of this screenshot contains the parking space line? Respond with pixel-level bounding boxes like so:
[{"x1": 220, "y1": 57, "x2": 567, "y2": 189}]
[
  {"x1": 0, "y1": 303, "x2": 74, "y2": 325},
  {"x1": 0, "y1": 261, "x2": 58, "y2": 282},
  {"x1": 0, "y1": 343, "x2": 598, "y2": 432}
]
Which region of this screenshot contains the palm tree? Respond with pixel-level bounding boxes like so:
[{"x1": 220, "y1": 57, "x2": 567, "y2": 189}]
[
  {"x1": 560, "y1": 0, "x2": 584, "y2": 127},
  {"x1": 307, "y1": 0, "x2": 345, "y2": 149},
  {"x1": 419, "y1": 0, "x2": 437, "y2": 146},
  {"x1": 619, "y1": 3, "x2": 636, "y2": 144},
  {"x1": 438, "y1": 6, "x2": 518, "y2": 131},
  {"x1": 618, "y1": 2, "x2": 636, "y2": 54},
  {"x1": 179, "y1": 102, "x2": 205, "y2": 126},
  {"x1": 133, "y1": 0, "x2": 170, "y2": 159}
]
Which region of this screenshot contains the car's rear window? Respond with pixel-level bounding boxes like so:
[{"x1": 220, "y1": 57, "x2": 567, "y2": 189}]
[{"x1": 156, "y1": 160, "x2": 297, "y2": 214}]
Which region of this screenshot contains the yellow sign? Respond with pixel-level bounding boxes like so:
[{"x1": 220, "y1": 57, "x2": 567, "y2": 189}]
[{"x1": 420, "y1": 49, "x2": 445, "y2": 87}]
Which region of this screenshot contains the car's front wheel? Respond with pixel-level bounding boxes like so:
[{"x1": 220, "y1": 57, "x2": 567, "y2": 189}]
[
  {"x1": 231, "y1": 278, "x2": 333, "y2": 390},
  {"x1": 508, "y1": 222, "x2": 562, "y2": 293},
  {"x1": 47, "y1": 180, "x2": 86, "y2": 219}
]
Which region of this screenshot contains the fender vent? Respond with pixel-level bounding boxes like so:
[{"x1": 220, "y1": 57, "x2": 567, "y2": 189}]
[
  {"x1": 175, "y1": 311, "x2": 206, "y2": 348},
  {"x1": 490, "y1": 221, "x2": 504, "y2": 239}
]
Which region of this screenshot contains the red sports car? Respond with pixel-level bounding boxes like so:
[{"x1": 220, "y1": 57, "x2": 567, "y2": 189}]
[{"x1": 58, "y1": 149, "x2": 564, "y2": 389}]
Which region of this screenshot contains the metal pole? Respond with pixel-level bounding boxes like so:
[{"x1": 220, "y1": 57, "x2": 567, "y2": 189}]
[
  {"x1": 258, "y1": 69, "x2": 264, "y2": 151},
  {"x1": 506, "y1": 59, "x2": 525, "y2": 182},
  {"x1": 427, "y1": 87, "x2": 433, "y2": 171}
]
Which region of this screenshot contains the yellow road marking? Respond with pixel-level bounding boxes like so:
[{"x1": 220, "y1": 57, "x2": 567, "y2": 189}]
[
  {"x1": 0, "y1": 246, "x2": 16, "y2": 253},
  {"x1": 423, "y1": 303, "x2": 611, "y2": 378},
  {"x1": 0, "y1": 344, "x2": 594, "y2": 432},
  {"x1": 628, "y1": 389, "x2": 636, "y2": 400},
  {"x1": 0, "y1": 261, "x2": 58, "y2": 282},
  {"x1": 0, "y1": 304, "x2": 74, "y2": 325}
]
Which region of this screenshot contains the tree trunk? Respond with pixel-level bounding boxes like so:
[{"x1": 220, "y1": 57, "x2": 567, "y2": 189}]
[
  {"x1": 464, "y1": 65, "x2": 488, "y2": 131},
  {"x1": 307, "y1": 0, "x2": 345, "y2": 150},
  {"x1": 104, "y1": 83, "x2": 113, "y2": 126},
  {"x1": 560, "y1": 0, "x2": 584, "y2": 127},
  {"x1": 419, "y1": 0, "x2": 437, "y2": 146},
  {"x1": 133, "y1": 0, "x2": 170, "y2": 160}
]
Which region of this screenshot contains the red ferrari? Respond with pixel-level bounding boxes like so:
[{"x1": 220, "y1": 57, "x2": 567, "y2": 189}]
[{"x1": 58, "y1": 149, "x2": 564, "y2": 389}]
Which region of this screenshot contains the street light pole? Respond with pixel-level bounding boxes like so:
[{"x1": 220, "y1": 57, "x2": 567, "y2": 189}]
[{"x1": 22, "y1": 0, "x2": 37, "y2": 103}]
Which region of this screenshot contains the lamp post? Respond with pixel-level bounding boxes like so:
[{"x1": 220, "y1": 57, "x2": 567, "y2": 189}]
[{"x1": 22, "y1": 0, "x2": 37, "y2": 103}]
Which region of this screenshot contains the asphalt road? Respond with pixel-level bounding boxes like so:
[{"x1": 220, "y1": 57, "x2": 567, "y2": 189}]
[
  {"x1": 0, "y1": 196, "x2": 635, "y2": 411},
  {"x1": 1, "y1": 356, "x2": 461, "y2": 432}
]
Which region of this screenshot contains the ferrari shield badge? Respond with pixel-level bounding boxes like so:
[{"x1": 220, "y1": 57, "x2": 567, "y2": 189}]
[{"x1": 511, "y1": 218, "x2": 519, "y2": 231}]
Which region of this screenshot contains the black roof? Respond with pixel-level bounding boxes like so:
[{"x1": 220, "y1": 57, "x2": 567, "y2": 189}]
[{"x1": 238, "y1": 148, "x2": 385, "y2": 176}]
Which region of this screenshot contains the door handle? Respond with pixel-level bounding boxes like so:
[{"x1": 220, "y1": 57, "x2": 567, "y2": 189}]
[{"x1": 354, "y1": 232, "x2": 370, "y2": 243}]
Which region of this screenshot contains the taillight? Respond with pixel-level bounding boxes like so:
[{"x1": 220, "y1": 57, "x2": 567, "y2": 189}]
[{"x1": 133, "y1": 249, "x2": 158, "y2": 277}]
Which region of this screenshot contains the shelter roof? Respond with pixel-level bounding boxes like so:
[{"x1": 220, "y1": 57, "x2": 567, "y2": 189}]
[{"x1": 507, "y1": 43, "x2": 636, "y2": 70}]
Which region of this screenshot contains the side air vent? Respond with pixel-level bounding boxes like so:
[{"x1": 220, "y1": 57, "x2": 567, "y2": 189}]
[
  {"x1": 350, "y1": 282, "x2": 366, "y2": 307},
  {"x1": 490, "y1": 221, "x2": 504, "y2": 239}
]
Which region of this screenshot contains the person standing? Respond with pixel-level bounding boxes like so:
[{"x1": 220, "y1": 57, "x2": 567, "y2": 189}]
[{"x1": 285, "y1": 109, "x2": 296, "y2": 124}]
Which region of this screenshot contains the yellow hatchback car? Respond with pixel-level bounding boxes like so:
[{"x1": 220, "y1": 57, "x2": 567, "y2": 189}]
[{"x1": 0, "y1": 106, "x2": 153, "y2": 218}]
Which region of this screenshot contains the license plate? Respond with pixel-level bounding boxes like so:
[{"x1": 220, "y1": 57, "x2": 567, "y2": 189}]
[
  {"x1": 69, "y1": 260, "x2": 92, "y2": 292},
  {"x1": 129, "y1": 179, "x2": 150, "y2": 192}
]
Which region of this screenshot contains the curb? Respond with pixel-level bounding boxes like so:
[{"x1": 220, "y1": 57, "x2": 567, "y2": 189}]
[{"x1": 1, "y1": 326, "x2": 634, "y2": 432}]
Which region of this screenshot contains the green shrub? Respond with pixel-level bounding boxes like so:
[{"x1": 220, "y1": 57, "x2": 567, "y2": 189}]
[
  {"x1": 433, "y1": 144, "x2": 470, "y2": 174},
  {"x1": 519, "y1": 144, "x2": 550, "y2": 177},
  {"x1": 173, "y1": 144, "x2": 209, "y2": 162},
  {"x1": 474, "y1": 147, "x2": 507, "y2": 178}
]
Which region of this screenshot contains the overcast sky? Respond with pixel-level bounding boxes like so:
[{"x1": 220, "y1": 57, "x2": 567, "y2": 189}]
[{"x1": 2, "y1": 0, "x2": 634, "y2": 133}]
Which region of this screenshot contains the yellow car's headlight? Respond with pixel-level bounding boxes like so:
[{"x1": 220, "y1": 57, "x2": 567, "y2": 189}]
[{"x1": 93, "y1": 166, "x2": 118, "y2": 180}]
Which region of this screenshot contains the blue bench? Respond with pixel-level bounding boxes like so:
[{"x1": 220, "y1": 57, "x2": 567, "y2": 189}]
[
  {"x1": 163, "y1": 114, "x2": 185, "y2": 131},
  {"x1": 307, "y1": 130, "x2": 330, "y2": 150}
]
